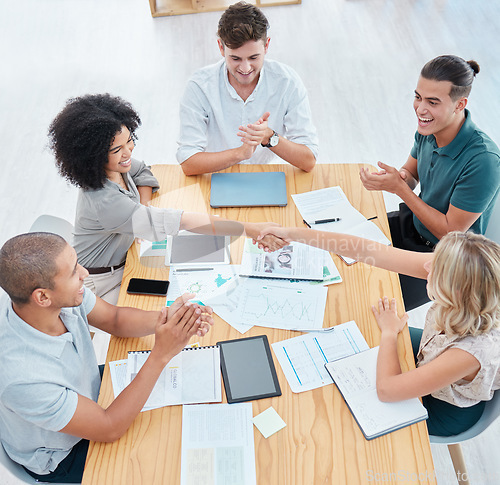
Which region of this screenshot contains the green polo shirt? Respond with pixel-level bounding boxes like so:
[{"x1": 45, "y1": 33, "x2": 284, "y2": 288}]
[{"x1": 410, "y1": 109, "x2": 500, "y2": 244}]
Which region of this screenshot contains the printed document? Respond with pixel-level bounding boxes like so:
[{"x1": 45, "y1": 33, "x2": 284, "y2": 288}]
[
  {"x1": 181, "y1": 403, "x2": 256, "y2": 485},
  {"x1": 292, "y1": 187, "x2": 391, "y2": 264},
  {"x1": 239, "y1": 239, "x2": 325, "y2": 280},
  {"x1": 125, "y1": 346, "x2": 222, "y2": 411},
  {"x1": 208, "y1": 278, "x2": 328, "y2": 332},
  {"x1": 272, "y1": 321, "x2": 369, "y2": 393}
]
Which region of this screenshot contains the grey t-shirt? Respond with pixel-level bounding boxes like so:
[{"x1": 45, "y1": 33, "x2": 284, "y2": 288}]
[
  {"x1": 74, "y1": 159, "x2": 182, "y2": 268},
  {"x1": 0, "y1": 288, "x2": 98, "y2": 475}
]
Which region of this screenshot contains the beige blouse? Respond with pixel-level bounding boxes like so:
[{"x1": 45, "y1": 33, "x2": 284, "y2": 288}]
[{"x1": 417, "y1": 304, "x2": 500, "y2": 407}]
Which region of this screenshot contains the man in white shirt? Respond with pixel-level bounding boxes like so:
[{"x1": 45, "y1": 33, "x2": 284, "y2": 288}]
[{"x1": 176, "y1": 1, "x2": 318, "y2": 175}]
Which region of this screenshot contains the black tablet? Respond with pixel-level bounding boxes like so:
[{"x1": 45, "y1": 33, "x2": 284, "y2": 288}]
[{"x1": 217, "y1": 335, "x2": 282, "y2": 404}]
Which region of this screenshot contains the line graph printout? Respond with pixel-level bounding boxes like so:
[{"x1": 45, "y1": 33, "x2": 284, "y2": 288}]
[
  {"x1": 238, "y1": 281, "x2": 328, "y2": 330},
  {"x1": 272, "y1": 321, "x2": 369, "y2": 393}
]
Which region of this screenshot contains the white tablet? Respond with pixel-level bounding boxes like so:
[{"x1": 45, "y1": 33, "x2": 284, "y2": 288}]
[{"x1": 165, "y1": 231, "x2": 230, "y2": 267}]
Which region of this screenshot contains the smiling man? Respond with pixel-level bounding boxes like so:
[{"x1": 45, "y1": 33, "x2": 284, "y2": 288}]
[
  {"x1": 176, "y1": 1, "x2": 318, "y2": 175},
  {"x1": 0, "y1": 232, "x2": 213, "y2": 482},
  {"x1": 360, "y1": 55, "x2": 500, "y2": 310}
]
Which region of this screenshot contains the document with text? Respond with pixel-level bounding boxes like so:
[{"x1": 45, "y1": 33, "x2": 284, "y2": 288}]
[
  {"x1": 181, "y1": 403, "x2": 256, "y2": 485},
  {"x1": 239, "y1": 239, "x2": 325, "y2": 280},
  {"x1": 272, "y1": 320, "x2": 369, "y2": 393},
  {"x1": 125, "y1": 346, "x2": 222, "y2": 411},
  {"x1": 292, "y1": 187, "x2": 391, "y2": 264}
]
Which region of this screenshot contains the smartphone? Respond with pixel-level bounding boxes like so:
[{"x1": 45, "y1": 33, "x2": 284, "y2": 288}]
[{"x1": 126, "y1": 278, "x2": 169, "y2": 296}]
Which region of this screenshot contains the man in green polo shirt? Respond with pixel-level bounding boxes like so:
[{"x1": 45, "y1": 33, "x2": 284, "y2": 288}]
[{"x1": 360, "y1": 55, "x2": 500, "y2": 310}]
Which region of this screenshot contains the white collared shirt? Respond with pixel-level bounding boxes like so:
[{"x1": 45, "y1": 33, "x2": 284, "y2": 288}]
[{"x1": 176, "y1": 59, "x2": 318, "y2": 165}]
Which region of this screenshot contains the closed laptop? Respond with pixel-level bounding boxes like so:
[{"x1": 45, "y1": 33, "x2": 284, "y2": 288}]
[{"x1": 210, "y1": 172, "x2": 288, "y2": 208}]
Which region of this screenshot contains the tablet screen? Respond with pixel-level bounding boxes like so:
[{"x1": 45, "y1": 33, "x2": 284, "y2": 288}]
[
  {"x1": 166, "y1": 233, "x2": 230, "y2": 266},
  {"x1": 217, "y1": 335, "x2": 281, "y2": 403}
]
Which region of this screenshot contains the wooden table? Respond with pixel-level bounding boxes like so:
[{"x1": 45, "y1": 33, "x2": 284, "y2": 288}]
[{"x1": 82, "y1": 164, "x2": 436, "y2": 485}]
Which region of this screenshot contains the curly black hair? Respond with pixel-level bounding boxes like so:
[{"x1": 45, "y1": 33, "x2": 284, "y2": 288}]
[{"x1": 48, "y1": 93, "x2": 141, "y2": 190}]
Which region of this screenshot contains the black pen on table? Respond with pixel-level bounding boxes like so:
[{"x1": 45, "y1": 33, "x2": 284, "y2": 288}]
[
  {"x1": 303, "y1": 218, "x2": 341, "y2": 226},
  {"x1": 314, "y1": 218, "x2": 341, "y2": 224}
]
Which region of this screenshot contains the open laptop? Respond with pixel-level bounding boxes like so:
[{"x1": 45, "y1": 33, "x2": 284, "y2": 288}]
[{"x1": 210, "y1": 172, "x2": 288, "y2": 208}]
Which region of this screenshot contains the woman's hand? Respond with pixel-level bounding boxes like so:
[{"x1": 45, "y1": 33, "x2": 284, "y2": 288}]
[{"x1": 371, "y1": 297, "x2": 408, "y2": 336}]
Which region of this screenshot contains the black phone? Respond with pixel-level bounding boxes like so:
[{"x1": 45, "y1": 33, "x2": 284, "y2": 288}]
[{"x1": 126, "y1": 278, "x2": 169, "y2": 296}]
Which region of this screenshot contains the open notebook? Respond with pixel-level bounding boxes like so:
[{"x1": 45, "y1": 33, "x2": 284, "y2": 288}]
[{"x1": 325, "y1": 346, "x2": 428, "y2": 440}]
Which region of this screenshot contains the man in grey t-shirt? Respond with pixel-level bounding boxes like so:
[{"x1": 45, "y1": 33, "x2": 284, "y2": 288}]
[{"x1": 0, "y1": 232, "x2": 213, "y2": 482}]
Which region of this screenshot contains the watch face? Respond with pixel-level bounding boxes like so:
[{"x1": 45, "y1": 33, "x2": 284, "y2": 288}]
[{"x1": 269, "y1": 132, "x2": 279, "y2": 147}]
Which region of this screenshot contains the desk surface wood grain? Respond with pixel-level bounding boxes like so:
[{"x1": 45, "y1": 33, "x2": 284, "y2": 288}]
[{"x1": 82, "y1": 164, "x2": 435, "y2": 485}]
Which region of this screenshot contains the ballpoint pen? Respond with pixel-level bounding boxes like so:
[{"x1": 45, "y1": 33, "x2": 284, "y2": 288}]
[{"x1": 314, "y1": 218, "x2": 341, "y2": 224}]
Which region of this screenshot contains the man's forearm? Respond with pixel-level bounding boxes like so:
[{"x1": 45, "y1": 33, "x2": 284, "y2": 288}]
[
  {"x1": 268, "y1": 136, "x2": 316, "y2": 172},
  {"x1": 109, "y1": 307, "x2": 160, "y2": 337},
  {"x1": 181, "y1": 148, "x2": 250, "y2": 176}
]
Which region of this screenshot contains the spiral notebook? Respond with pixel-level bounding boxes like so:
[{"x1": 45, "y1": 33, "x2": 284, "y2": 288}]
[{"x1": 125, "y1": 346, "x2": 222, "y2": 411}]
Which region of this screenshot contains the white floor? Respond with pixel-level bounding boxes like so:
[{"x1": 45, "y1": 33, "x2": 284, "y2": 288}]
[{"x1": 1, "y1": 0, "x2": 499, "y2": 483}]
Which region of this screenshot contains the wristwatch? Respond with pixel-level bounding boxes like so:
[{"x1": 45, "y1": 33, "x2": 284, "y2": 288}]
[{"x1": 261, "y1": 130, "x2": 279, "y2": 148}]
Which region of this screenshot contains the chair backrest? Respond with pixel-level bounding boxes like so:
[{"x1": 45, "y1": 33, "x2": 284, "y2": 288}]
[
  {"x1": 485, "y1": 195, "x2": 500, "y2": 244},
  {"x1": 28, "y1": 215, "x2": 74, "y2": 245},
  {"x1": 429, "y1": 390, "x2": 500, "y2": 445},
  {"x1": 0, "y1": 443, "x2": 38, "y2": 483},
  {"x1": 0, "y1": 442, "x2": 74, "y2": 484}
]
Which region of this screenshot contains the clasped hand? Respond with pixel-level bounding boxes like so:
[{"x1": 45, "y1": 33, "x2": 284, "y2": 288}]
[
  {"x1": 153, "y1": 293, "x2": 214, "y2": 363},
  {"x1": 236, "y1": 111, "x2": 272, "y2": 160},
  {"x1": 246, "y1": 222, "x2": 289, "y2": 252},
  {"x1": 360, "y1": 161, "x2": 407, "y2": 194}
]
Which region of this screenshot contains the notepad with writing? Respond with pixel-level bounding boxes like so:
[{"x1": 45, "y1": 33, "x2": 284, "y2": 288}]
[
  {"x1": 126, "y1": 346, "x2": 222, "y2": 411},
  {"x1": 324, "y1": 346, "x2": 428, "y2": 440}
]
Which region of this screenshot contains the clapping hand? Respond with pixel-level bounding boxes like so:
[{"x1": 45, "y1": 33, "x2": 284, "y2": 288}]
[{"x1": 167, "y1": 293, "x2": 214, "y2": 337}]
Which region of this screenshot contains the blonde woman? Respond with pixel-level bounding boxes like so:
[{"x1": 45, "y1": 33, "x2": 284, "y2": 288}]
[{"x1": 257, "y1": 228, "x2": 500, "y2": 436}]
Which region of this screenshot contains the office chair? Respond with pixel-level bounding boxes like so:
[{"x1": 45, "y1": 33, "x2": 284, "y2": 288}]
[
  {"x1": 28, "y1": 214, "x2": 74, "y2": 244},
  {"x1": 429, "y1": 390, "x2": 500, "y2": 485},
  {"x1": 484, "y1": 196, "x2": 500, "y2": 244},
  {"x1": 0, "y1": 443, "x2": 73, "y2": 485}
]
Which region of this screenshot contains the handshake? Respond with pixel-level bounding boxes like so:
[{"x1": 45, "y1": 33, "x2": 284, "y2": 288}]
[{"x1": 245, "y1": 222, "x2": 293, "y2": 252}]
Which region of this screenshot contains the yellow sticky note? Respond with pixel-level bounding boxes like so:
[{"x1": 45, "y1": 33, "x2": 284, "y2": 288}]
[{"x1": 252, "y1": 407, "x2": 286, "y2": 438}]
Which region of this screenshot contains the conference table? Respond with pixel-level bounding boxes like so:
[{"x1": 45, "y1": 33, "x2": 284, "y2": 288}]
[{"x1": 82, "y1": 164, "x2": 436, "y2": 485}]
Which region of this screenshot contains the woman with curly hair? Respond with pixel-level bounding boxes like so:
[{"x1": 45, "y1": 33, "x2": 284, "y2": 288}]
[
  {"x1": 49, "y1": 94, "x2": 280, "y2": 303},
  {"x1": 258, "y1": 226, "x2": 500, "y2": 436}
]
